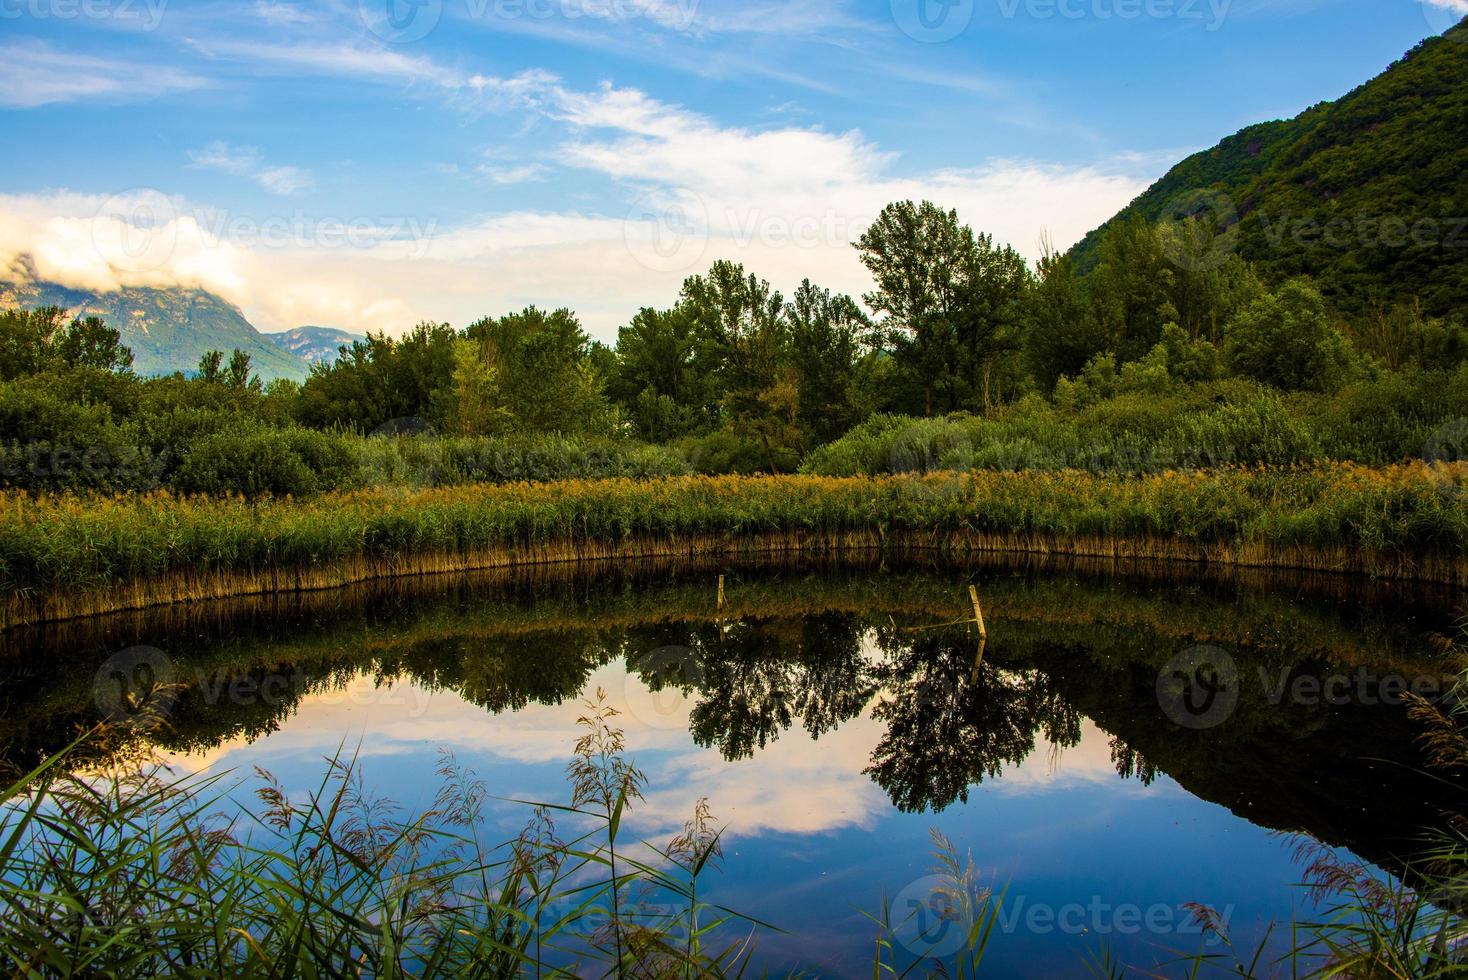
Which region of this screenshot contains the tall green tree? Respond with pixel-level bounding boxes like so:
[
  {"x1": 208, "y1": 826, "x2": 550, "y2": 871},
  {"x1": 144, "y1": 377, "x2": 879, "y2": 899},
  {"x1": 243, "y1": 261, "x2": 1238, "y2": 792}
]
[
  {"x1": 462, "y1": 307, "x2": 609, "y2": 434},
  {"x1": 785, "y1": 279, "x2": 870, "y2": 446},
  {"x1": 679, "y1": 261, "x2": 795, "y2": 472},
  {"x1": 858, "y1": 201, "x2": 1029, "y2": 414},
  {"x1": 1023, "y1": 238, "x2": 1105, "y2": 393}
]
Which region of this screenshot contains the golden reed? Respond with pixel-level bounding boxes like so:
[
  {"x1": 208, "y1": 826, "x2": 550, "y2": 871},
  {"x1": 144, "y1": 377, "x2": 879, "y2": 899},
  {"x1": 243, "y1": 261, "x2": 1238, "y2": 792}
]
[{"x1": 4, "y1": 526, "x2": 1465, "y2": 631}]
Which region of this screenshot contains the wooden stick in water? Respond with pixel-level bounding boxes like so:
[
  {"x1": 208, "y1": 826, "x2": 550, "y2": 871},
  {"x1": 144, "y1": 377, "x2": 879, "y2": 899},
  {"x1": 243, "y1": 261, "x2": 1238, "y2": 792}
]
[
  {"x1": 969, "y1": 583, "x2": 988, "y2": 681},
  {"x1": 968, "y1": 584, "x2": 988, "y2": 638}
]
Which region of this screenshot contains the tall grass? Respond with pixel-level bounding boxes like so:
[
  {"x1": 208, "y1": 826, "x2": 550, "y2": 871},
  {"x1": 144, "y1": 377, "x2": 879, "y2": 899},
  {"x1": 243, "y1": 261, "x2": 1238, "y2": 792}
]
[
  {"x1": 0, "y1": 694, "x2": 758, "y2": 977},
  {"x1": 2, "y1": 463, "x2": 1465, "y2": 627}
]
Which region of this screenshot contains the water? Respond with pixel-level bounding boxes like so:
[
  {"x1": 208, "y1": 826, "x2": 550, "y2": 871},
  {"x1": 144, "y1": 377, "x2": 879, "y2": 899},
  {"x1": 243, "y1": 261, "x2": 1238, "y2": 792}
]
[{"x1": 1, "y1": 557, "x2": 1461, "y2": 977}]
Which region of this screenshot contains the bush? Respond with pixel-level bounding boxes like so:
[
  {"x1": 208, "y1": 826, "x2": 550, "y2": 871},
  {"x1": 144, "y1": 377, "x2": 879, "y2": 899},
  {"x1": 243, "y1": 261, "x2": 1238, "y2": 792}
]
[{"x1": 174, "y1": 424, "x2": 328, "y2": 497}]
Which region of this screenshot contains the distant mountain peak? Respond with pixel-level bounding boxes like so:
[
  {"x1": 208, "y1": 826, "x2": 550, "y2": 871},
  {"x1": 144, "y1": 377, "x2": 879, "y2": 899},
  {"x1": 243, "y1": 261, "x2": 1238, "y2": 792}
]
[
  {"x1": 0, "y1": 266, "x2": 312, "y2": 382},
  {"x1": 266, "y1": 326, "x2": 366, "y2": 366}
]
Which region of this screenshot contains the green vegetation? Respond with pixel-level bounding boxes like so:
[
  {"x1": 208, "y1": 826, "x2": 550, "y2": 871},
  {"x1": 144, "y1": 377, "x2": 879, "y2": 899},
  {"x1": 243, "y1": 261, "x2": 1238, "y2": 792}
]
[
  {"x1": 0, "y1": 698, "x2": 757, "y2": 976},
  {"x1": 1, "y1": 36, "x2": 1466, "y2": 630},
  {"x1": 2, "y1": 463, "x2": 1465, "y2": 627},
  {"x1": 1071, "y1": 22, "x2": 1468, "y2": 320}
]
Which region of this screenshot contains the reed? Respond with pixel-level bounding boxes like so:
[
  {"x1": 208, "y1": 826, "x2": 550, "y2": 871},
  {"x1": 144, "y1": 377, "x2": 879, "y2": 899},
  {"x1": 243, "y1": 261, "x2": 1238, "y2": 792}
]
[
  {"x1": 0, "y1": 704, "x2": 758, "y2": 977},
  {"x1": 2, "y1": 463, "x2": 1465, "y2": 628}
]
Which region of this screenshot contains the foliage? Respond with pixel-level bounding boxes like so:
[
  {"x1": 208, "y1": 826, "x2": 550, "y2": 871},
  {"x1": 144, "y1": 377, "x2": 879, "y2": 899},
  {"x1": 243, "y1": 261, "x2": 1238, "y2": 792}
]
[
  {"x1": 1071, "y1": 24, "x2": 1468, "y2": 319},
  {"x1": 0, "y1": 710, "x2": 758, "y2": 976},
  {"x1": 1225, "y1": 279, "x2": 1360, "y2": 391},
  {"x1": 2, "y1": 465, "x2": 1465, "y2": 614}
]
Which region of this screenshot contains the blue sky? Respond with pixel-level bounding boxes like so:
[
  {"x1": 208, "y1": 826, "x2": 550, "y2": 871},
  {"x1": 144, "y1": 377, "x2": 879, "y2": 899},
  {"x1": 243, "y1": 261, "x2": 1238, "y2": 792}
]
[{"x1": 0, "y1": 0, "x2": 1459, "y2": 340}]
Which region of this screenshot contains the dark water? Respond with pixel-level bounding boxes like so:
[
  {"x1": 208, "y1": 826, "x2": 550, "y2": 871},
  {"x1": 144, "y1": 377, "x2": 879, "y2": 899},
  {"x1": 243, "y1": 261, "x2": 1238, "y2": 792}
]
[{"x1": 1, "y1": 557, "x2": 1463, "y2": 977}]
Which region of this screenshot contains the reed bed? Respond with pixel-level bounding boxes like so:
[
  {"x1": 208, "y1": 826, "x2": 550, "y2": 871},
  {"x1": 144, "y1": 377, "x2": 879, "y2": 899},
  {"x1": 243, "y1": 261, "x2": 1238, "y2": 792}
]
[{"x1": 2, "y1": 463, "x2": 1466, "y2": 628}]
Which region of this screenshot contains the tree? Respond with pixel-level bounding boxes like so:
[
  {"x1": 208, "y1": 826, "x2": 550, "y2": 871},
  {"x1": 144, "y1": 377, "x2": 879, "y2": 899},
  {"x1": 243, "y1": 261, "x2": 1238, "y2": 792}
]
[
  {"x1": 295, "y1": 322, "x2": 459, "y2": 432},
  {"x1": 197, "y1": 350, "x2": 262, "y2": 392},
  {"x1": 1023, "y1": 236, "x2": 1105, "y2": 391},
  {"x1": 0, "y1": 307, "x2": 133, "y2": 380},
  {"x1": 1225, "y1": 279, "x2": 1360, "y2": 391},
  {"x1": 785, "y1": 279, "x2": 870, "y2": 446},
  {"x1": 679, "y1": 261, "x2": 794, "y2": 472},
  {"x1": 1088, "y1": 213, "x2": 1175, "y2": 361},
  {"x1": 858, "y1": 201, "x2": 1029, "y2": 414},
  {"x1": 463, "y1": 307, "x2": 610, "y2": 434},
  {"x1": 608, "y1": 306, "x2": 709, "y2": 440}
]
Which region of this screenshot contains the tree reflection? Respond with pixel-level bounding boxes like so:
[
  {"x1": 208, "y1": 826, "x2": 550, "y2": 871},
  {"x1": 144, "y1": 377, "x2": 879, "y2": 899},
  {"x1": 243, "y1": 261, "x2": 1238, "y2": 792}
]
[{"x1": 863, "y1": 630, "x2": 1081, "y2": 812}]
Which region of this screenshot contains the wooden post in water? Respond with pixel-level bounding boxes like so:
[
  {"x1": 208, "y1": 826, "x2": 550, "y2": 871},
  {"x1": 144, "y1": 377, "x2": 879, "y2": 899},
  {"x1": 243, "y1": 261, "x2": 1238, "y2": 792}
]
[
  {"x1": 968, "y1": 585, "x2": 988, "y2": 639},
  {"x1": 969, "y1": 584, "x2": 988, "y2": 681},
  {"x1": 717, "y1": 575, "x2": 726, "y2": 611}
]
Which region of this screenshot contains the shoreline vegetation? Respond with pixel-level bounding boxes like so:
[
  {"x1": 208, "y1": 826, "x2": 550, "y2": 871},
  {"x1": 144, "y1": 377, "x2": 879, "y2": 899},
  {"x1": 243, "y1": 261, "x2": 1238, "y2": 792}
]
[{"x1": 3, "y1": 462, "x2": 1465, "y2": 629}]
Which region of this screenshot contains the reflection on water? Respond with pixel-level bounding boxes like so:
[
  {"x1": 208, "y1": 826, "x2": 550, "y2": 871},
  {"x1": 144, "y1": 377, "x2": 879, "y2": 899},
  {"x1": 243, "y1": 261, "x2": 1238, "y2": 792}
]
[{"x1": 1, "y1": 557, "x2": 1463, "y2": 976}]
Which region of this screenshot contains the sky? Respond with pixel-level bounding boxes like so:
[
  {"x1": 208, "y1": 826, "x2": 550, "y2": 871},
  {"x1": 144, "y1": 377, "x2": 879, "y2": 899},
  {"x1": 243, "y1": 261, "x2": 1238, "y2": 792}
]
[{"x1": 0, "y1": 0, "x2": 1461, "y2": 342}]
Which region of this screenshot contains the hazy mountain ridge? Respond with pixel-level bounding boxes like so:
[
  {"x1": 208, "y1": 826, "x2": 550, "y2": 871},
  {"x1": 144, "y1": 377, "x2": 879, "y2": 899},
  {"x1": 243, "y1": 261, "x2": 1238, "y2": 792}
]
[
  {"x1": 0, "y1": 272, "x2": 311, "y2": 382},
  {"x1": 1071, "y1": 19, "x2": 1468, "y2": 316},
  {"x1": 267, "y1": 326, "x2": 366, "y2": 366}
]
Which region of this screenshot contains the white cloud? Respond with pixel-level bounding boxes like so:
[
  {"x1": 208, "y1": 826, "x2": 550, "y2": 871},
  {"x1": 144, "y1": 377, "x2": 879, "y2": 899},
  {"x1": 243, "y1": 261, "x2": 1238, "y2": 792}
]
[
  {"x1": 477, "y1": 163, "x2": 550, "y2": 185},
  {"x1": 188, "y1": 141, "x2": 315, "y2": 196},
  {"x1": 0, "y1": 75, "x2": 1148, "y2": 338},
  {"x1": 0, "y1": 40, "x2": 206, "y2": 108},
  {"x1": 254, "y1": 0, "x2": 316, "y2": 25}
]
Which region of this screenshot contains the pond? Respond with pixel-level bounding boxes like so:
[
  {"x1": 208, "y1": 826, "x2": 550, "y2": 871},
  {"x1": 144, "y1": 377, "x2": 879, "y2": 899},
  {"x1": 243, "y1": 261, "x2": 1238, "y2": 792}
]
[{"x1": 1, "y1": 555, "x2": 1462, "y2": 977}]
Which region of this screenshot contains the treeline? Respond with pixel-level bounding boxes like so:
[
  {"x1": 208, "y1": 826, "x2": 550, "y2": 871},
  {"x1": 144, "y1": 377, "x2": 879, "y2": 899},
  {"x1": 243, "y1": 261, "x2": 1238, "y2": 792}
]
[{"x1": 2, "y1": 199, "x2": 1466, "y2": 496}]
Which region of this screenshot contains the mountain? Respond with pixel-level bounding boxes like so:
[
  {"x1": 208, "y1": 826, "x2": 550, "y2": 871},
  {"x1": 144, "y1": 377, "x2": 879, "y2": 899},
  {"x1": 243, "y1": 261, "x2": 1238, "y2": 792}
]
[
  {"x1": 0, "y1": 270, "x2": 311, "y2": 382},
  {"x1": 1071, "y1": 19, "x2": 1468, "y2": 318},
  {"x1": 267, "y1": 326, "x2": 366, "y2": 366}
]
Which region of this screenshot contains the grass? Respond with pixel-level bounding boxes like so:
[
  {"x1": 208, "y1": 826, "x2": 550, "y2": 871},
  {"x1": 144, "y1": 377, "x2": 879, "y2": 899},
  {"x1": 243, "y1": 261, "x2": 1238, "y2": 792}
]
[
  {"x1": 0, "y1": 692, "x2": 759, "y2": 977},
  {"x1": 1, "y1": 463, "x2": 1466, "y2": 627}
]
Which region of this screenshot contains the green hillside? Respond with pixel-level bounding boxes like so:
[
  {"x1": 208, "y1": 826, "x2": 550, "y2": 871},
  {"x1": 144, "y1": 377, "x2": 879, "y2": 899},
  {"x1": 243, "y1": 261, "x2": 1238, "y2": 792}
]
[
  {"x1": 0, "y1": 273, "x2": 310, "y2": 382},
  {"x1": 1072, "y1": 20, "x2": 1468, "y2": 317}
]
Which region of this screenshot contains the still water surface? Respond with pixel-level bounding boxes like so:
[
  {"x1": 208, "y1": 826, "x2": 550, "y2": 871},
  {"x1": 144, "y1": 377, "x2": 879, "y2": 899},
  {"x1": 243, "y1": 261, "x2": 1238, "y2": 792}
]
[{"x1": 1, "y1": 558, "x2": 1461, "y2": 977}]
